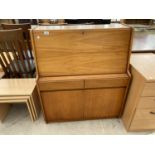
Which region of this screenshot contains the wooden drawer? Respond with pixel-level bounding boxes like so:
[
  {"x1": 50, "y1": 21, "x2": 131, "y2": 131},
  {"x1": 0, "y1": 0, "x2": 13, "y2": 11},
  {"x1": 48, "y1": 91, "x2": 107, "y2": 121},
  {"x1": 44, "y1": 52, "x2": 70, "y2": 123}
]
[
  {"x1": 142, "y1": 83, "x2": 155, "y2": 97},
  {"x1": 134, "y1": 109, "x2": 155, "y2": 120},
  {"x1": 38, "y1": 74, "x2": 129, "y2": 91},
  {"x1": 85, "y1": 74, "x2": 129, "y2": 88},
  {"x1": 130, "y1": 119, "x2": 155, "y2": 131},
  {"x1": 130, "y1": 109, "x2": 155, "y2": 130},
  {"x1": 41, "y1": 90, "x2": 84, "y2": 122},
  {"x1": 137, "y1": 97, "x2": 155, "y2": 109},
  {"x1": 38, "y1": 77, "x2": 84, "y2": 91}
]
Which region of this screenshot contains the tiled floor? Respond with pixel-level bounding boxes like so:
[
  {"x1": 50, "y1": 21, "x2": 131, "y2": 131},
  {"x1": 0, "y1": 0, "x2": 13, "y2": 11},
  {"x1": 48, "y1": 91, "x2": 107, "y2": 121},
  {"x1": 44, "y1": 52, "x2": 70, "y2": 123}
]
[{"x1": 0, "y1": 104, "x2": 155, "y2": 135}]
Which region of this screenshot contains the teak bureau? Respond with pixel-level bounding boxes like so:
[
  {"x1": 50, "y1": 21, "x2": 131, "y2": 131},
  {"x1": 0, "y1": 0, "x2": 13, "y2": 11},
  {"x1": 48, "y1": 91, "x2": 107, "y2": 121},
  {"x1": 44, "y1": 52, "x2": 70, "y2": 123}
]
[{"x1": 30, "y1": 24, "x2": 133, "y2": 122}]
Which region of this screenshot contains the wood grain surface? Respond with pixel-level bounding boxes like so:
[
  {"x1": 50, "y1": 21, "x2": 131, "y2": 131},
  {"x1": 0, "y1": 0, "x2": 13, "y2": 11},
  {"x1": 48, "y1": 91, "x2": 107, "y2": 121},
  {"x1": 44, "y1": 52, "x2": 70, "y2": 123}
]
[{"x1": 32, "y1": 27, "x2": 132, "y2": 77}]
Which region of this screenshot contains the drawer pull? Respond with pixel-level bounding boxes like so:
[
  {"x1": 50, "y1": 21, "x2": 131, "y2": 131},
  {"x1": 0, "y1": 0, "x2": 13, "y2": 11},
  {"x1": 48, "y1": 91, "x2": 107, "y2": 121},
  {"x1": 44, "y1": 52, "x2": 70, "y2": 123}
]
[{"x1": 150, "y1": 111, "x2": 155, "y2": 115}]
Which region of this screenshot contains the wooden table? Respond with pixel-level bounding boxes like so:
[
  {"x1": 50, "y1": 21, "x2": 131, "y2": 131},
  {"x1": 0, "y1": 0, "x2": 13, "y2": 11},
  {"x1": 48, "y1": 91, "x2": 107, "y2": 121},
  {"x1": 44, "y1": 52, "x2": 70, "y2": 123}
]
[
  {"x1": 0, "y1": 79, "x2": 41, "y2": 122},
  {"x1": 132, "y1": 31, "x2": 155, "y2": 53}
]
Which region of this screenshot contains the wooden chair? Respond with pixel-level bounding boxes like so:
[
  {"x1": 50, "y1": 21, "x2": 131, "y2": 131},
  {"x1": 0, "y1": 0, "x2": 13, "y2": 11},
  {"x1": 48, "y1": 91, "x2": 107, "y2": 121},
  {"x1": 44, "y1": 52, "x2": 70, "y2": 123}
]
[
  {"x1": 18, "y1": 19, "x2": 38, "y2": 25},
  {"x1": 0, "y1": 29, "x2": 35, "y2": 78},
  {"x1": 65, "y1": 19, "x2": 111, "y2": 24},
  {"x1": 1, "y1": 23, "x2": 33, "y2": 59}
]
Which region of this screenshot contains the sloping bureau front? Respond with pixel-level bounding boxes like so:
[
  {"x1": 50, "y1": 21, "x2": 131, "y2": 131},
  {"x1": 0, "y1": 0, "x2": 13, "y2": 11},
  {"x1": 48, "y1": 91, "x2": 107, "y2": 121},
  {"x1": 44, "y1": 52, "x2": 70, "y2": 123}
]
[
  {"x1": 31, "y1": 25, "x2": 132, "y2": 77},
  {"x1": 30, "y1": 24, "x2": 132, "y2": 122}
]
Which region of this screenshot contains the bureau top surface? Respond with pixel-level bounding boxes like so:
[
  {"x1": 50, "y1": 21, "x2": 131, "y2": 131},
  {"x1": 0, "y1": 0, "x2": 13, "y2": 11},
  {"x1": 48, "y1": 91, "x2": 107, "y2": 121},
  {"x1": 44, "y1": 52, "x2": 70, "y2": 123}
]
[
  {"x1": 32, "y1": 23, "x2": 129, "y2": 31},
  {"x1": 0, "y1": 79, "x2": 36, "y2": 96},
  {"x1": 130, "y1": 53, "x2": 155, "y2": 81}
]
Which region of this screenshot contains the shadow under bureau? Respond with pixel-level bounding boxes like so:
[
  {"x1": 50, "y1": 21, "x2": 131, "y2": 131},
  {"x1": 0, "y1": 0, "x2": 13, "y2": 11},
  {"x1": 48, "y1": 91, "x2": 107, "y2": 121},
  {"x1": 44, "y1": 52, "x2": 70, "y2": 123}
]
[{"x1": 30, "y1": 24, "x2": 133, "y2": 122}]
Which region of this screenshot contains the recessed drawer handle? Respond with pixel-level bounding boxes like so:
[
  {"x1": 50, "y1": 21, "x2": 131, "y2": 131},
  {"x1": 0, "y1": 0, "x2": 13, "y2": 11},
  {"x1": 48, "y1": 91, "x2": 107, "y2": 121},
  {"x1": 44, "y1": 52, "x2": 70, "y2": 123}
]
[{"x1": 150, "y1": 111, "x2": 155, "y2": 115}]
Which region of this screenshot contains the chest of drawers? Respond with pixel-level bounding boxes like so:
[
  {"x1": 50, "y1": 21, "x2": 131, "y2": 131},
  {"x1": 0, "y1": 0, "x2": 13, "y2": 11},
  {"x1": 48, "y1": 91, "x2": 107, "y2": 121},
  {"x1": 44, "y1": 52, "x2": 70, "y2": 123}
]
[
  {"x1": 122, "y1": 53, "x2": 155, "y2": 131},
  {"x1": 30, "y1": 24, "x2": 132, "y2": 122}
]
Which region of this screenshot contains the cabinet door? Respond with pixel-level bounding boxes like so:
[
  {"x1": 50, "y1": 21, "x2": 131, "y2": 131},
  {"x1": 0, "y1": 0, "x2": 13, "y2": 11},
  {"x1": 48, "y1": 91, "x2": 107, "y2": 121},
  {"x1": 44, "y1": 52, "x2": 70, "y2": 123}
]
[
  {"x1": 41, "y1": 90, "x2": 84, "y2": 122},
  {"x1": 84, "y1": 88, "x2": 125, "y2": 119}
]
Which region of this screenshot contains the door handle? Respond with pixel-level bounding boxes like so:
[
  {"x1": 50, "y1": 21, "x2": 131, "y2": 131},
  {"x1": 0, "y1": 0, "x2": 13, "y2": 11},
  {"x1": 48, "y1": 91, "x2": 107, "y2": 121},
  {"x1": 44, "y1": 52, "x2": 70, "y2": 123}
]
[{"x1": 150, "y1": 111, "x2": 155, "y2": 115}]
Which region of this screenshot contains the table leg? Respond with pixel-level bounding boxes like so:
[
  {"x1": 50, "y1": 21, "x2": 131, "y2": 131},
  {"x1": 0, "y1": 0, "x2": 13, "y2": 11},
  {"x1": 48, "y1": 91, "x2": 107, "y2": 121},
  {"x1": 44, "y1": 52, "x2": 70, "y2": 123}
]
[
  {"x1": 30, "y1": 87, "x2": 41, "y2": 119},
  {"x1": 27, "y1": 98, "x2": 37, "y2": 120},
  {"x1": 0, "y1": 104, "x2": 11, "y2": 122},
  {"x1": 0, "y1": 99, "x2": 36, "y2": 122},
  {"x1": 26, "y1": 100, "x2": 35, "y2": 122}
]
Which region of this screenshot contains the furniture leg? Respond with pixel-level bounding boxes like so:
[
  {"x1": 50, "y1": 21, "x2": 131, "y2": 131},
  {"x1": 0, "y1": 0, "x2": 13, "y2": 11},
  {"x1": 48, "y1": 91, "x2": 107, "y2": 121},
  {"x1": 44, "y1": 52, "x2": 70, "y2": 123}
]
[
  {"x1": 0, "y1": 104, "x2": 11, "y2": 122},
  {"x1": 26, "y1": 100, "x2": 35, "y2": 122},
  {"x1": 27, "y1": 98, "x2": 37, "y2": 120},
  {"x1": 0, "y1": 99, "x2": 35, "y2": 122}
]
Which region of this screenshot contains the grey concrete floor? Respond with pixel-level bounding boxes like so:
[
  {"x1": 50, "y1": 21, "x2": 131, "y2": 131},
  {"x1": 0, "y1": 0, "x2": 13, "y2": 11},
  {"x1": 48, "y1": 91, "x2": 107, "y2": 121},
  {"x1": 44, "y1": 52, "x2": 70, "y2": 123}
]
[{"x1": 0, "y1": 104, "x2": 155, "y2": 135}]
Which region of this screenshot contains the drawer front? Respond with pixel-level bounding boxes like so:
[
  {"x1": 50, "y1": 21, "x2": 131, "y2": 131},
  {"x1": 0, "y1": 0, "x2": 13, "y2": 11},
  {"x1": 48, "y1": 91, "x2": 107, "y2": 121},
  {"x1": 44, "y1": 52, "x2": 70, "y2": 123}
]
[
  {"x1": 38, "y1": 79, "x2": 84, "y2": 91},
  {"x1": 130, "y1": 109, "x2": 155, "y2": 130},
  {"x1": 41, "y1": 90, "x2": 84, "y2": 122},
  {"x1": 138, "y1": 97, "x2": 155, "y2": 109},
  {"x1": 84, "y1": 88, "x2": 126, "y2": 119},
  {"x1": 85, "y1": 75, "x2": 129, "y2": 89},
  {"x1": 130, "y1": 119, "x2": 155, "y2": 131},
  {"x1": 134, "y1": 109, "x2": 155, "y2": 120},
  {"x1": 142, "y1": 83, "x2": 155, "y2": 97}
]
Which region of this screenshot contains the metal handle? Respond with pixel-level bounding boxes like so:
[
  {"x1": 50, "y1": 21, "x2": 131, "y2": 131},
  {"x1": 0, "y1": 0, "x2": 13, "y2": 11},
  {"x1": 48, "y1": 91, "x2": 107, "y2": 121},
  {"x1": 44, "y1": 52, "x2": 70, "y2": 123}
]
[{"x1": 150, "y1": 111, "x2": 155, "y2": 115}]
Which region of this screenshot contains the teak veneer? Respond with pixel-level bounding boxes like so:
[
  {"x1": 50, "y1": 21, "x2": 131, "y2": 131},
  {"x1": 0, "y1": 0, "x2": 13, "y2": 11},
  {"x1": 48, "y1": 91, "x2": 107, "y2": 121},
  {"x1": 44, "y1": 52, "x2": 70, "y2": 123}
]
[{"x1": 30, "y1": 24, "x2": 133, "y2": 122}]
